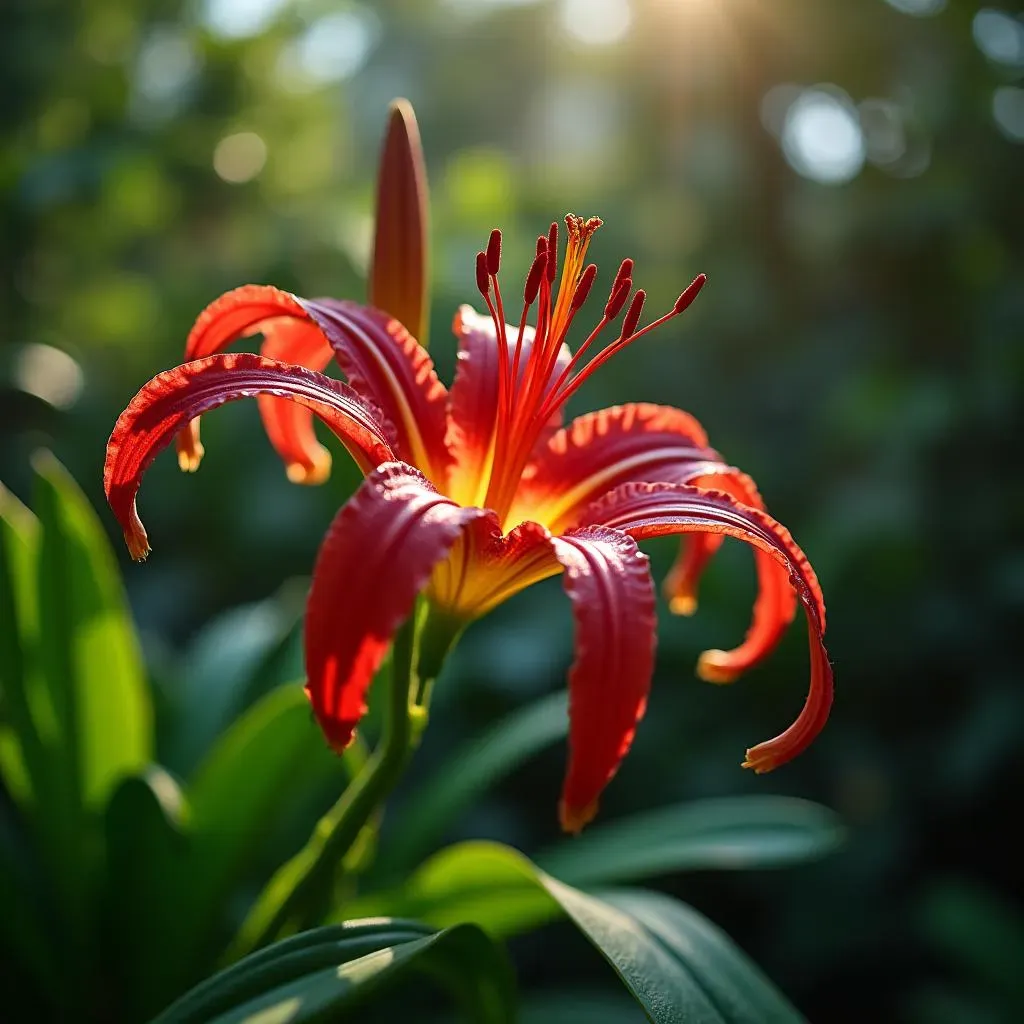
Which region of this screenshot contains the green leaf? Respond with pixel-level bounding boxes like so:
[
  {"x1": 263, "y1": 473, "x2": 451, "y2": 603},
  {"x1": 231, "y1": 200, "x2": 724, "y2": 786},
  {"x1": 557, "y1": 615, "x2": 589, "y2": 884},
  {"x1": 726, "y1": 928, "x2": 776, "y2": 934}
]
[
  {"x1": 1, "y1": 456, "x2": 152, "y2": 988},
  {"x1": 351, "y1": 842, "x2": 805, "y2": 1023},
  {"x1": 155, "y1": 920, "x2": 435, "y2": 1024},
  {"x1": 380, "y1": 690, "x2": 568, "y2": 877},
  {"x1": 0, "y1": 482, "x2": 43, "y2": 812},
  {"x1": 343, "y1": 841, "x2": 558, "y2": 937},
  {"x1": 520, "y1": 990, "x2": 647, "y2": 1024},
  {"x1": 0, "y1": 811, "x2": 58, "y2": 1004},
  {"x1": 154, "y1": 921, "x2": 515, "y2": 1024},
  {"x1": 165, "y1": 585, "x2": 304, "y2": 775},
  {"x1": 103, "y1": 767, "x2": 191, "y2": 1021},
  {"x1": 184, "y1": 684, "x2": 350, "y2": 936},
  {"x1": 554, "y1": 885, "x2": 807, "y2": 1024},
  {"x1": 31, "y1": 451, "x2": 151, "y2": 810},
  {"x1": 536, "y1": 797, "x2": 845, "y2": 886}
]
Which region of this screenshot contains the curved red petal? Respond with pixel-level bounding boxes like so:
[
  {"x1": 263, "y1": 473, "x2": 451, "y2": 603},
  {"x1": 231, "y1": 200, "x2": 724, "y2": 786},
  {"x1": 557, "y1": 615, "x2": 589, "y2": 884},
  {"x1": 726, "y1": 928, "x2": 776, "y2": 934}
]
[
  {"x1": 103, "y1": 353, "x2": 394, "y2": 561},
  {"x1": 304, "y1": 463, "x2": 487, "y2": 751},
  {"x1": 582, "y1": 481, "x2": 831, "y2": 773},
  {"x1": 177, "y1": 285, "x2": 312, "y2": 471},
  {"x1": 301, "y1": 299, "x2": 450, "y2": 483},
  {"x1": 445, "y1": 305, "x2": 571, "y2": 505},
  {"x1": 550, "y1": 526, "x2": 657, "y2": 833},
  {"x1": 184, "y1": 284, "x2": 308, "y2": 360},
  {"x1": 510, "y1": 403, "x2": 718, "y2": 532},
  {"x1": 662, "y1": 468, "x2": 797, "y2": 681},
  {"x1": 256, "y1": 316, "x2": 335, "y2": 484},
  {"x1": 370, "y1": 99, "x2": 430, "y2": 347}
]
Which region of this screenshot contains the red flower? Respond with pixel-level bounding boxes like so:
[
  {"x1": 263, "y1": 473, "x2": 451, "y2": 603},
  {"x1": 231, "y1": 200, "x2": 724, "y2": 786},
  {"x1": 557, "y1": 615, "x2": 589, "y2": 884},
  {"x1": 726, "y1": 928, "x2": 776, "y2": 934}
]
[{"x1": 105, "y1": 103, "x2": 831, "y2": 833}]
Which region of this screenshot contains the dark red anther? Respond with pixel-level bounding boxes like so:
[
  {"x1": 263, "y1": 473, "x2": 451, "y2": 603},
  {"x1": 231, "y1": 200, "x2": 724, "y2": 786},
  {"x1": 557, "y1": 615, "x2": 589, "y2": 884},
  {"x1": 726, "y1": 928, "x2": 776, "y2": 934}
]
[
  {"x1": 673, "y1": 273, "x2": 707, "y2": 314},
  {"x1": 612, "y1": 259, "x2": 634, "y2": 290},
  {"x1": 622, "y1": 289, "x2": 646, "y2": 338},
  {"x1": 547, "y1": 222, "x2": 558, "y2": 283},
  {"x1": 475, "y1": 251, "x2": 490, "y2": 297},
  {"x1": 570, "y1": 263, "x2": 598, "y2": 312},
  {"x1": 536, "y1": 234, "x2": 548, "y2": 257},
  {"x1": 486, "y1": 229, "x2": 502, "y2": 276},
  {"x1": 604, "y1": 276, "x2": 632, "y2": 320},
  {"x1": 524, "y1": 252, "x2": 548, "y2": 304}
]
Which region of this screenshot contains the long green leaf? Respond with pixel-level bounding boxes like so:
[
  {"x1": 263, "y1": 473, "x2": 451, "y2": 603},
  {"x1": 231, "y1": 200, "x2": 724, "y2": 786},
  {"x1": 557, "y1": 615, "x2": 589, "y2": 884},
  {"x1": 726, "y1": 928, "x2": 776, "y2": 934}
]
[
  {"x1": 165, "y1": 586, "x2": 304, "y2": 775},
  {"x1": 536, "y1": 796, "x2": 845, "y2": 886},
  {"x1": 0, "y1": 483, "x2": 43, "y2": 812},
  {"x1": 103, "y1": 767, "x2": 191, "y2": 1022},
  {"x1": 1, "y1": 456, "x2": 152, "y2": 994},
  {"x1": 184, "y1": 684, "x2": 351, "y2": 940},
  {"x1": 552, "y1": 884, "x2": 806, "y2": 1024},
  {"x1": 380, "y1": 690, "x2": 568, "y2": 876},
  {"x1": 153, "y1": 921, "x2": 435, "y2": 1024},
  {"x1": 155, "y1": 921, "x2": 515, "y2": 1024},
  {"x1": 31, "y1": 451, "x2": 151, "y2": 811},
  {"x1": 352, "y1": 841, "x2": 805, "y2": 1023}
]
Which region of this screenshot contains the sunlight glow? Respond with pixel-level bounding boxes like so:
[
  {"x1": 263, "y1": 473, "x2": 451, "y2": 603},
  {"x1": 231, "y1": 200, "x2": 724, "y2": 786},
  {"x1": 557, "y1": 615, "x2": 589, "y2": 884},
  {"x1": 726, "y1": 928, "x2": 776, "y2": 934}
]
[
  {"x1": 993, "y1": 86, "x2": 1024, "y2": 142},
  {"x1": 213, "y1": 132, "x2": 268, "y2": 183},
  {"x1": 14, "y1": 344, "x2": 84, "y2": 409},
  {"x1": 276, "y1": 10, "x2": 379, "y2": 91},
  {"x1": 560, "y1": 0, "x2": 633, "y2": 46},
  {"x1": 202, "y1": 0, "x2": 290, "y2": 40},
  {"x1": 781, "y1": 87, "x2": 865, "y2": 185},
  {"x1": 973, "y1": 9, "x2": 1024, "y2": 68},
  {"x1": 884, "y1": 0, "x2": 946, "y2": 16}
]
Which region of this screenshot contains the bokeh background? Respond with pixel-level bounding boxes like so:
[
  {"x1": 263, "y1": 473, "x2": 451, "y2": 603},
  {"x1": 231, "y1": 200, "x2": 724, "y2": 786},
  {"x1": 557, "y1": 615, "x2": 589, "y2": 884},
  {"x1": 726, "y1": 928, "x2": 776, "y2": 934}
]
[{"x1": 2, "y1": 0, "x2": 1023, "y2": 1020}]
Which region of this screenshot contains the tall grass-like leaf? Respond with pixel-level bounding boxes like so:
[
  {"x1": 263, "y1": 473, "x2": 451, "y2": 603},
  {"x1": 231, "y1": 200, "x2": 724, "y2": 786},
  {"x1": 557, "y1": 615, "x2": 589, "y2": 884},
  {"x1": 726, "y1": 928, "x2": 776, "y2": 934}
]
[
  {"x1": 164, "y1": 586, "x2": 304, "y2": 775},
  {"x1": 103, "y1": 768, "x2": 190, "y2": 1021},
  {"x1": 31, "y1": 452, "x2": 151, "y2": 811},
  {"x1": 0, "y1": 483, "x2": 42, "y2": 813},
  {"x1": 1, "y1": 457, "x2": 152, "y2": 1000},
  {"x1": 153, "y1": 921, "x2": 515, "y2": 1024},
  {"x1": 536, "y1": 796, "x2": 845, "y2": 886}
]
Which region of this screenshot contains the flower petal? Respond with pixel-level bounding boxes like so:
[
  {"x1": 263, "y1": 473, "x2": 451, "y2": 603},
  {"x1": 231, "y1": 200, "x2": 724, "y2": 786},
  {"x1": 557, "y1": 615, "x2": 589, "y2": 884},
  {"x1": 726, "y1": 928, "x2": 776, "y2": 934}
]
[
  {"x1": 662, "y1": 468, "x2": 797, "y2": 682},
  {"x1": 302, "y1": 298, "x2": 450, "y2": 483},
  {"x1": 549, "y1": 527, "x2": 657, "y2": 833},
  {"x1": 178, "y1": 284, "x2": 450, "y2": 484},
  {"x1": 509, "y1": 403, "x2": 718, "y2": 532},
  {"x1": 582, "y1": 482, "x2": 830, "y2": 774},
  {"x1": 177, "y1": 284, "x2": 328, "y2": 473},
  {"x1": 445, "y1": 305, "x2": 571, "y2": 506},
  {"x1": 104, "y1": 353, "x2": 394, "y2": 561},
  {"x1": 369, "y1": 99, "x2": 430, "y2": 347},
  {"x1": 304, "y1": 463, "x2": 487, "y2": 751},
  {"x1": 256, "y1": 316, "x2": 335, "y2": 484}
]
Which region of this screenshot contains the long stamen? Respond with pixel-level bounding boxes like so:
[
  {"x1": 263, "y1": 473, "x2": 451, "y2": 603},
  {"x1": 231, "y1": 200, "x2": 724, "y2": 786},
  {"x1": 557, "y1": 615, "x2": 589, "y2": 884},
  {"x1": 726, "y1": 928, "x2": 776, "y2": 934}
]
[
  {"x1": 477, "y1": 217, "x2": 703, "y2": 527},
  {"x1": 476, "y1": 247, "x2": 512, "y2": 427},
  {"x1": 540, "y1": 263, "x2": 632, "y2": 420},
  {"x1": 550, "y1": 274, "x2": 707, "y2": 411}
]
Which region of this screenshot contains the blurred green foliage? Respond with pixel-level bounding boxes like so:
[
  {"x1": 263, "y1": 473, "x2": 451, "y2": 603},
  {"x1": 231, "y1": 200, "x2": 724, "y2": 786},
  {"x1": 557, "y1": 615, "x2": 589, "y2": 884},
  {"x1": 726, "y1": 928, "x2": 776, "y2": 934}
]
[{"x1": 2, "y1": 0, "x2": 1023, "y2": 1021}]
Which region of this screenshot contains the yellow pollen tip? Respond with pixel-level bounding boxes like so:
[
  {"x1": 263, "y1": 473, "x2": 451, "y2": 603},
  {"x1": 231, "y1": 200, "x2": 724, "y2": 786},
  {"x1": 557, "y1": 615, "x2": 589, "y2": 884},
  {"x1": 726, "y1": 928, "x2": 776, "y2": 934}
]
[
  {"x1": 559, "y1": 797, "x2": 599, "y2": 835},
  {"x1": 741, "y1": 747, "x2": 780, "y2": 774},
  {"x1": 696, "y1": 650, "x2": 741, "y2": 685},
  {"x1": 176, "y1": 440, "x2": 205, "y2": 473},
  {"x1": 669, "y1": 594, "x2": 698, "y2": 617},
  {"x1": 125, "y1": 530, "x2": 151, "y2": 562},
  {"x1": 286, "y1": 450, "x2": 332, "y2": 485}
]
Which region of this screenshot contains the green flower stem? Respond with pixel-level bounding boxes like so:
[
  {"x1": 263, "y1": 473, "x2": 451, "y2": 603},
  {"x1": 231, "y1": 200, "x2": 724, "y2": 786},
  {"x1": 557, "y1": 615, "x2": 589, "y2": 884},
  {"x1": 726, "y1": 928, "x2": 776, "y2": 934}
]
[{"x1": 226, "y1": 614, "x2": 423, "y2": 961}]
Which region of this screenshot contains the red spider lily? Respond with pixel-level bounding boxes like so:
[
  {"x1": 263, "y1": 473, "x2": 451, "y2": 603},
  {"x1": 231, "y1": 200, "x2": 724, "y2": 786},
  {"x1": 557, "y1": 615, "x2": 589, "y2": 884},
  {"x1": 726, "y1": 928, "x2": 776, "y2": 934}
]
[{"x1": 104, "y1": 103, "x2": 831, "y2": 833}]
